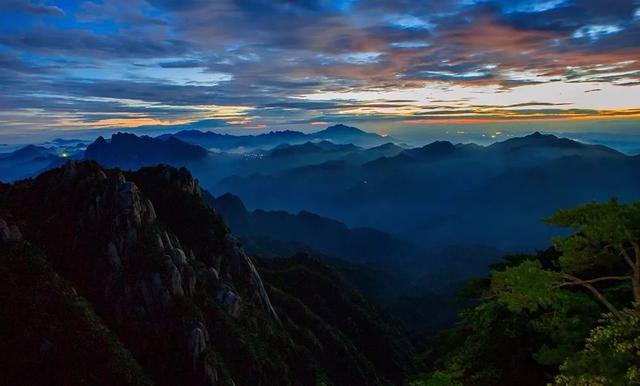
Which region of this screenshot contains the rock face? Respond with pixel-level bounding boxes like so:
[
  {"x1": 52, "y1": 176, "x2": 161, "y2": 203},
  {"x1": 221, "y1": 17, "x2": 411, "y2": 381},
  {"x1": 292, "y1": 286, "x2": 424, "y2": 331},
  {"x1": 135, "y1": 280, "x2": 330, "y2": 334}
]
[
  {"x1": 0, "y1": 161, "x2": 413, "y2": 386},
  {"x1": 0, "y1": 218, "x2": 21, "y2": 241},
  {"x1": 0, "y1": 161, "x2": 279, "y2": 386}
]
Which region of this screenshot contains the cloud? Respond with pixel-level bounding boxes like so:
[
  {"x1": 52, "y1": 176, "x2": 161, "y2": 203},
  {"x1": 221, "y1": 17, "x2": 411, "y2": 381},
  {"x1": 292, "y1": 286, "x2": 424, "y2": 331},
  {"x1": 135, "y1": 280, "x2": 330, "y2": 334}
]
[
  {"x1": 1, "y1": 0, "x2": 64, "y2": 16},
  {"x1": 0, "y1": 28, "x2": 191, "y2": 58},
  {"x1": 0, "y1": 0, "x2": 639, "y2": 137},
  {"x1": 159, "y1": 60, "x2": 205, "y2": 68}
]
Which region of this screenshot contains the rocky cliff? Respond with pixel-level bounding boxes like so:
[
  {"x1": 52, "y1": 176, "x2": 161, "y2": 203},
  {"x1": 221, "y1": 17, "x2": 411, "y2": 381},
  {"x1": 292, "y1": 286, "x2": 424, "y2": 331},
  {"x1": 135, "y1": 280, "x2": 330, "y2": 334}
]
[{"x1": 0, "y1": 161, "x2": 412, "y2": 385}]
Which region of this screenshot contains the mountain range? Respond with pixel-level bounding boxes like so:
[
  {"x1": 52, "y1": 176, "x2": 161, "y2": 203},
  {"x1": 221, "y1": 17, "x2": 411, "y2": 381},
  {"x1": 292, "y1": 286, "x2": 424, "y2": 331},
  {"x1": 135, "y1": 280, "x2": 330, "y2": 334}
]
[
  {"x1": 160, "y1": 124, "x2": 396, "y2": 151},
  {"x1": 0, "y1": 145, "x2": 66, "y2": 182},
  {"x1": 3, "y1": 124, "x2": 640, "y2": 384},
  {"x1": 85, "y1": 133, "x2": 209, "y2": 170},
  {"x1": 216, "y1": 132, "x2": 640, "y2": 251},
  {"x1": 205, "y1": 191, "x2": 502, "y2": 332},
  {"x1": 2, "y1": 126, "x2": 637, "y2": 284}
]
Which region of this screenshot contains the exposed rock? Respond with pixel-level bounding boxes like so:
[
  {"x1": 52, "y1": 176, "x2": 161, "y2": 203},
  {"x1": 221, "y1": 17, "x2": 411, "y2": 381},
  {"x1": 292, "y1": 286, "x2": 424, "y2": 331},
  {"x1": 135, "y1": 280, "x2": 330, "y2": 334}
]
[
  {"x1": 216, "y1": 285, "x2": 242, "y2": 317},
  {"x1": 166, "y1": 261, "x2": 184, "y2": 296},
  {"x1": 106, "y1": 242, "x2": 122, "y2": 271},
  {"x1": 171, "y1": 248, "x2": 188, "y2": 267},
  {"x1": 188, "y1": 324, "x2": 208, "y2": 370},
  {"x1": 0, "y1": 161, "x2": 295, "y2": 385},
  {"x1": 0, "y1": 218, "x2": 22, "y2": 241},
  {"x1": 161, "y1": 231, "x2": 173, "y2": 250},
  {"x1": 207, "y1": 267, "x2": 220, "y2": 282},
  {"x1": 223, "y1": 234, "x2": 279, "y2": 322},
  {"x1": 183, "y1": 264, "x2": 196, "y2": 296}
]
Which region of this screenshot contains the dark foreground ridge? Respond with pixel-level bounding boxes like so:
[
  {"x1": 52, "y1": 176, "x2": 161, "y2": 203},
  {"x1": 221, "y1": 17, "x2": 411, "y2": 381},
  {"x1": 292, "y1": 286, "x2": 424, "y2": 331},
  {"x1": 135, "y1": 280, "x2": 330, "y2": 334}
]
[{"x1": 0, "y1": 161, "x2": 412, "y2": 386}]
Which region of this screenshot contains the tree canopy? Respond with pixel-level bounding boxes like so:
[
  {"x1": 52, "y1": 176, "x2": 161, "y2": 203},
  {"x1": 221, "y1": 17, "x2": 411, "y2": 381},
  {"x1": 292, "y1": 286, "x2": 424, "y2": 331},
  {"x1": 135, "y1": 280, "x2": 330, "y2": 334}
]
[{"x1": 413, "y1": 199, "x2": 640, "y2": 385}]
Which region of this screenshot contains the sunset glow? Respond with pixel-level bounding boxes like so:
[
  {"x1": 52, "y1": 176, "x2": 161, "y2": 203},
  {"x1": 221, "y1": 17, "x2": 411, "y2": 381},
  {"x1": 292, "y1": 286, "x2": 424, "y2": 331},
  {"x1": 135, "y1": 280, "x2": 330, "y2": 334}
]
[{"x1": 0, "y1": 0, "x2": 638, "y2": 141}]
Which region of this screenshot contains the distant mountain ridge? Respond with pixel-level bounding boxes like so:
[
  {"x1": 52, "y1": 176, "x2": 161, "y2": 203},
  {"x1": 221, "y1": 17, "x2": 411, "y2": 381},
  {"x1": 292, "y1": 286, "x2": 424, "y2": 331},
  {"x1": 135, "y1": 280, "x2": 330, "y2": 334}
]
[
  {"x1": 84, "y1": 132, "x2": 209, "y2": 169},
  {"x1": 0, "y1": 145, "x2": 65, "y2": 182},
  {"x1": 163, "y1": 124, "x2": 397, "y2": 150},
  {"x1": 217, "y1": 132, "x2": 640, "y2": 251},
  {"x1": 206, "y1": 191, "x2": 417, "y2": 267}
]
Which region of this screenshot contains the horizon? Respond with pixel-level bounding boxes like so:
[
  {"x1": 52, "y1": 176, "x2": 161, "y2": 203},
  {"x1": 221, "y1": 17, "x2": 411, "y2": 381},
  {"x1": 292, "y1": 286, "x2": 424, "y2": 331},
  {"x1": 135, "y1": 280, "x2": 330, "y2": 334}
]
[{"x1": 2, "y1": 122, "x2": 640, "y2": 155}]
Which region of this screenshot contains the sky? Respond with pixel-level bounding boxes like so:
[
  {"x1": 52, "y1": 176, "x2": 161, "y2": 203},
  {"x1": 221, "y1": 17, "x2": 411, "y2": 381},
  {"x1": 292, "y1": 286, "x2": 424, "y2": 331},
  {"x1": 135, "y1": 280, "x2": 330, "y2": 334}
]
[{"x1": 0, "y1": 0, "x2": 639, "y2": 144}]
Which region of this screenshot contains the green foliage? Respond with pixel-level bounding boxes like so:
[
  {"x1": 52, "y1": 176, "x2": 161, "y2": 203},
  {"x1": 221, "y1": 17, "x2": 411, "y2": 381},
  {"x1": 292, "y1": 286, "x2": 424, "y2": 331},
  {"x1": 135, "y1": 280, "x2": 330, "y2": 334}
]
[
  {"x1": 530, "y1": 292, "x2": 600, "y2": 366},
  {"x1": 547, "y1": 199, "x2": 640, "y2": 273},
  {"x1": 491, "y1": 260, "x2": 562, "y2": 313},
  {"x1": 258, "y1": 254, "x2": 414, "y2": 385},
  {"x1": 555, "y1": 309, "x2": 640, "y2": 386},
  {"x1": 416, "y1": 199, "x2": 640, "y2": 386},
  {"x1": 0, "y1": 242, "x2": 152, "y2": 386},
  {"x1": 410, "y1": 370, "x2": 462, "y2": 386},
  {"x1": 417, "y1": 298, "x2": 552, "y2": 386}
]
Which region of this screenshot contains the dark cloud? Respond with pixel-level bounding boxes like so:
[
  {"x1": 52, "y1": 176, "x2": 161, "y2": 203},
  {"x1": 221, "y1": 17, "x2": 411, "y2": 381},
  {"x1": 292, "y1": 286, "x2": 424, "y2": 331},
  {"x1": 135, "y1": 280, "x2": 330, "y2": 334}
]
[
  {"x1": 1, "y1": 0, "x2": 64, "y2": 16},
  {"x1": 159, "y1": 60, "x2": 205, "y2": 68},
  {"x1": 0, "y1": 28, "x2": 191, "y2": 58}
]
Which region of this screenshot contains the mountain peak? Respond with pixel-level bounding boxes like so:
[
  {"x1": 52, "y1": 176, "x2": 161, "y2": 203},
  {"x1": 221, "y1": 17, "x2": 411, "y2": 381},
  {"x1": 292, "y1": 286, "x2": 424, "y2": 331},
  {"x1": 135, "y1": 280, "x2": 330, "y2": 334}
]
[
  {"x1": 12, "y1": 144, "x2": 49, "y2": 155},
  {"x1": 490, "y1": 132, "x2": 572, "y2": 150},
  {"x1": 321, "y1": 124, "x2": 364, "y2": 134},
  {"x1": 525, "y1": 131, "x2": 558, "y2": 140},
  {"x1": 7, "y1": 144, "x2": 54, "y2": 161},
  {"x1": 420, "y1": 140, "x2": 456, "y2": 153}
]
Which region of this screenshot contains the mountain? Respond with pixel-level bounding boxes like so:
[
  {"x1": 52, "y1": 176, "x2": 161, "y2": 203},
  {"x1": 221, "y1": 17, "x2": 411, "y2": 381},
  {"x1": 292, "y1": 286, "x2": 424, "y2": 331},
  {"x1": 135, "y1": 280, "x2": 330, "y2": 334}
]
[
  {"x1": 309, "y1": 124, "x2": 394, "y2": 147},
  {"x1": 485, "y1": 131, "x2": 624, "y2": 166},
  {"x1": 253, "y1": 141, "x2": 365, "y2": 172},
  {"x1": 341, "y1": 142, "x2": 405, "y2": 164},
  {"x1": 205, "y1": 192, "x2": 413, "y2": 302},
  {"x1": 216, "y1": 133, "x2": 640, "y2": 252},
  {"x1": 0, "y1": 161, "x2": 412, "y2": 385},
  {"x1": 205, "y1": 192, "x2": 499, "y2": 333},
  {"x1": 159, "y1": 129, "x2": 309, "y2": 151},
  {"x1": 164, "y1": 124, "x2": 396, "y2": 151},
  {"x1": 207, "y1": 192, "x2": 416, "y2": 267},
  {"x1": 257, "y1": 254, "x2": 414, "y2": 384},
  {"x1": 269, "y1": 141, "x2": 360, "y2": 158},
  {"x1": 0, "y1": 145, "x2": 65, "y2": 182},
  {"x1": 4, "y1": 144, "x2": 54, "y2": 161},
  {"x1": 84, "y1": 132, "x2": 209, "y2": 170}
]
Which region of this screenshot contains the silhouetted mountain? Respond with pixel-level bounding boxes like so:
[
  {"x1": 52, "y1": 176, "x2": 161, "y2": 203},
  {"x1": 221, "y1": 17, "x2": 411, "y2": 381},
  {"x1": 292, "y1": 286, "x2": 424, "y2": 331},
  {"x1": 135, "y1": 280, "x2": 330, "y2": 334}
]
[
  {"x1": 490, "y1": 131, "x2": 620, "y2": 154},
  {"x1": 485, "y1": 131, "x2": 624, "y2": 166},
  {"x1": 164, "y1": 124, "x2": 396, "y2": 151},
  {"x1": 206, "y1": 192, "x2": 416, "y2": 266},
  {"x1": 269, "y1": 141, "x2": 360, "y2": 158},
  {"x1": 0, "y1": 145, "x2": 65, "y2": 182},
  {"x1": 205, "y1": 191, "x2": 500, "y2": 333},
  {"x1": 216, "y1": 133, "x2": 640, "y2": 251},
  {"x1": 159, "y1": 129, "x2": 308, "y2": 151},
  {"x1": 5, "y1": 145, "x2": 51, "y2": 161},
  {"x1": 309, "y1": 124, "x2": 393, "y2": 147},
  {"x1": 341, "y1": 142, "x2": 405, "y2": 164},
  {"x1": 84, "y1": 132, "x2": 209, "y2": 170},
  {"x1": 0, "y1": 161, "x2": 412, "y2": 385}
]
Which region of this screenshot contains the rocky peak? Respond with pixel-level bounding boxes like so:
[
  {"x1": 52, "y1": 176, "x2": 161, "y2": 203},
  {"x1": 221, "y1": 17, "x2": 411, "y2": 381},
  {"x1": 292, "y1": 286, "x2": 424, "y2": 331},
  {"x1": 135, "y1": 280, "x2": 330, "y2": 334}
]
[{"x1": 0, "y1": 161, "x2": 282, "y2": 385}]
